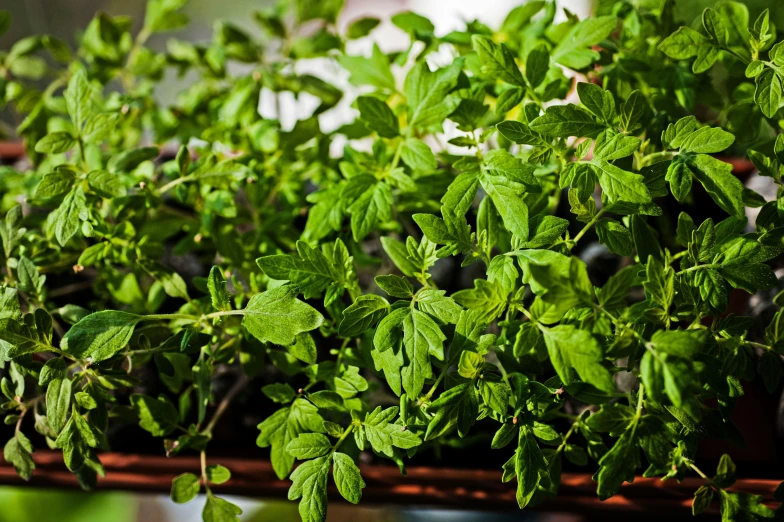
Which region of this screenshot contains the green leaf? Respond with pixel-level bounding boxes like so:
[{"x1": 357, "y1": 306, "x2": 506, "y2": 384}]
[
  {"x1": 107, "y1": 146, "x2": 160, "y2": 174},
  {"x1": 86, "y1": 170, "x2": 126, "y2": 198},
  {"x1": 401, "y1": 309, "x2": 445, "y2": 397},
  {"x1": 262, "y1": 383, "x2": 297, "y2": 404},
  {"x1": 4, "y1": 432, "x2": 34, "y2": 480},
  {"x1": 34, "y1": 169, "x2": 76, "y2": 199},
  {"x1": 208, "y1": 266, "x2": 231, "y2": 312},
  {"x1": 332, "y1": 452, "x2": 365, "y2": 504},
  {"x1": 51, "y1": 187, "x2": 87, "y2": 246},
  {"x1": 61, "y1": 310, "x2": 141, "y2": 362},
  {"x1": 686, "y1": 154, "x2": 745, "y2": 218},
  {"x1": 35, "y1": 132, "x2": 76, "y2": 154},
  {"x1": 338, "y1": 44, "x2": 395, "y2": 91},
  {"x1": 453, "y1": 279, "x2": 507, "y2": 323},
  {"x1": 391, "y1": 11, "x2": 434, "y2": 36},
  {"x1": 257, "y1": 398, "x2": 325, "y2": 479},
  {"x1": 424, "y1": 382, "x2": 478, "y2": 440},
  {"x1": 346, "y1": 17, "x2": 380, "y2": 39},
  {"x1": 480, "y1": 174, "x2": 529, "y2": 240},
  {"x1": 472, "y1": 35, "x2": 524, "y2": 86},
  {"x1": 484, "y1": 149, "x2": 540, "y2": 192},
  {"x1": 288, "y1": 455, "x2": 330, "y2": 522},
  {"x1": 401, "y1": 138, "x2": 437, "y2": 171},
  {"x1": 404, "y1": 59, "x2": 462, "y2": 129},
  {"x1": 417, "y1": 289, "x2": 462, "y2": 324},
  {"x1": 514, "y1": 425, "x2": 548, "y2": 508},
  {"x1": 755, "y1": 69, "x2": 781, "y2": 118},
  {"x1": 356, "y1": 96, "x2": 399, "y2": 138},
  {"x1": 666, "y1": 159, "x2": 693, "y2": 201},
  {"x1": 374, "y1": 275, "x2": 414, "y2": 299},
  {"x1": 347, "y1": 179, "x2": 393, "y2": 242},
  {"x1": 338, "y1": 295, "x2": 389, "y2": 337},
  {"x1": 39, "y1": 357, "x2": 66, "y2": 386},
  {"x1": 203, "y1": 493, "x2": 242, "y2": 522},
  {"x1": 679, "y1": 126, "x2": 735, "y2": 154},
  {"x1": 130, "y1": 394, "x2": 179, "y2": 436},
  {"x1": 362, "y1": 406, "x2": 421, "y2": 457},
  {"x1": 480, "y1": 377, "x2": 511, "y2": 416},
  {"x1": 82, "y1": 112, "x2": 122, "y2": 143},
  {"x1": 171, "y1": 473, "x2": 200, "y2": 504},
  {"x1": 718, "y1": 490, "x2": 774, "y2": 521},
  {"x1": 692, "y1": 485, "x2": 714, "y2": 515},
  {"x1": 288, "y1": 333, "x2": 317, "y2": 364},
  {"x1": 552, "y1": 16, "x2": 617, "y2": 69},
  {"x1": 525, "y1": 45, "x2": 550, "y2": 88},
  {"x1": 594, "y1": 426, "x2": 639, "y2": 500},
  {"x1": 542, "y1": 325, "x2": 615, "y2": 392},
  {"x1": 242, "y1": 286, "x2": 324, "y2": 346},
  {"x1": 577, "y1": 82, "x2": 615, "y2": 123},
  {"x1": 593, "y1": 131, "x2": 640, "y2": 161},
  {"x1": 586, "y1": 404, "x2": 636, "y2": 435},
  {"x1": 206, "y1": 464, "x2": 231, "y2": 485},
  {"x1": 529, "y1": 104, "x2": 605, "y2": 138},
  {"x1": 46, "y1": 377, "x2": 72, "y2": 435},
  {"x1": 659, "y1": 26, "x2": 710, "y2": 59},
  {"x1": 596, "y1": 218, "x2": 633, "y2": 256},
  {"x1": 650, "y1": 330, "x2": 706, "y2": 358},
  {"x1": 590, "y1": 159, "x2": 651, "y2": 204},
  {"x1": 759, "y1": 351, "x2": 783, "y2": 394},
  {"x1": 64, "y1": 68, "x2": 97, "y2": 131},
  {"x1": 257, "y1": 240, "x2": 344, "y2": 300},
  {"x1": 286, "y1": 433, "x2": 332, "y2": 460},
  {"x1": 714, "y1": 453, "x2": 737, "y2": 488}
]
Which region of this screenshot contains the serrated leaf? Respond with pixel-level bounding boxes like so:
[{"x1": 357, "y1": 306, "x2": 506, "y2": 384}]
[{"x1": 242, "y1": 286, "x2": 324, "y2": 346}]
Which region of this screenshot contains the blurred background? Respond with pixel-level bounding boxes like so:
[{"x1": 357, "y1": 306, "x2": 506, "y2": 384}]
[{"x1": 0, "y1": 0, "x2": 782, "y2": 520}]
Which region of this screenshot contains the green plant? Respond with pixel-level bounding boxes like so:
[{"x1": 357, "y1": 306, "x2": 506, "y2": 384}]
[{"x1": 0, "y1": 0, "x2": 783, "y2": 520}]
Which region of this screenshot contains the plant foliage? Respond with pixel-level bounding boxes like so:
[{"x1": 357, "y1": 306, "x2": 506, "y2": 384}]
[{"x1": 0, "y1": 0, "x2": 783, "y2": 521}]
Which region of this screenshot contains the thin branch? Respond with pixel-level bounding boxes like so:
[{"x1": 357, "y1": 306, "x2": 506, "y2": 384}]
[{"x1": 202, "y1": 372, "x2": 249, "y2": 435}]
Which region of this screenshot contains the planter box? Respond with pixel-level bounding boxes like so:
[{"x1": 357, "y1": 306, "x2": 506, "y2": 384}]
[{"x1": 0, "y1": 451, "x2": 779, "y2": 520}]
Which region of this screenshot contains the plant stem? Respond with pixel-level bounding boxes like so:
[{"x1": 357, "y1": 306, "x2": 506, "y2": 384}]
[
  {"x1": 571, "y1": 208, "x2": 606, "y2": 245},
  {"x1": 554, "y1": 418, "x2": 580, "y2": 456},
  {"x1": 204, "y1": 310, "x2": 245, "y2": 320},
  {"x1": 157, "y1": 174, "x2": 196, "y2": 195},
  {"x1": 202, "y1": 372, "x2": 249, "y2": 435},
  {"x1": 334, "y1": 338, "x2": 350, "y2": 371},
  {"x1": 415, "y1": 371, "x2": 446, "y2": 407},
  {"x1": 332, "y1": 425, "x2": 355, "y2": 452},
  {"x1": 676, "y1": 263, "x2": 715, "y2": 275},
  {"x1": 200, "y1": 450, "x2": 209, "y2": 489},
  {"x1": 688, "y1": 460, "x2": 711, "y2": 481},
  {"x1": 634, "y1": 382, "x2": 645, "y2": 420},
  {"x1": 140, "y1": 313, "x2": 200, "y2": 322}
]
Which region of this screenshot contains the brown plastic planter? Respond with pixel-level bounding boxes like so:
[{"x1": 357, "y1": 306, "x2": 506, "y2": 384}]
[{"x1": 0, "y1": 451, "x2": 779, "y2": 520}]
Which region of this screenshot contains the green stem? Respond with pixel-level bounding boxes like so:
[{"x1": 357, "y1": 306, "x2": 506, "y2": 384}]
[
  {"x1": 554, "y1": 419, "x2": 579, "y2": 456},
  {"x1": 571, "y1": 208, "x2": 606, "y2": 246},
  {"x1": 387, "y1": 138, "x2": 405, "y2": 174},
  {"x1": 415, "y1": 371, "x2": 447, "y2": 407},
  {"x1": 332, "y1": 424, "x2": 355, "y2": 452},
  {"x1": 140, "y1": 313, "x2": 200, "y2": 322},
  {"x1": 634, "y1": 382, "x2": 645, "y2": 420},
  {"x1": 334, "y1": 338, "x2": 350, "y2": 371},
  {"x1": 676, "y1": 263, "x2": 715, "y2": 275},
  {"x1": 200, "y1": 450, "x2": 209, "y2": 490},
  {"x1": 158, "y1": 174, "x2": 196, "y2": 195},
  {"x1": 204, "y1": 310, "x2": 245, "y2": 320},
  {"x1": 77, "y1": 137, "x2": 89, "y2": 172}
]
